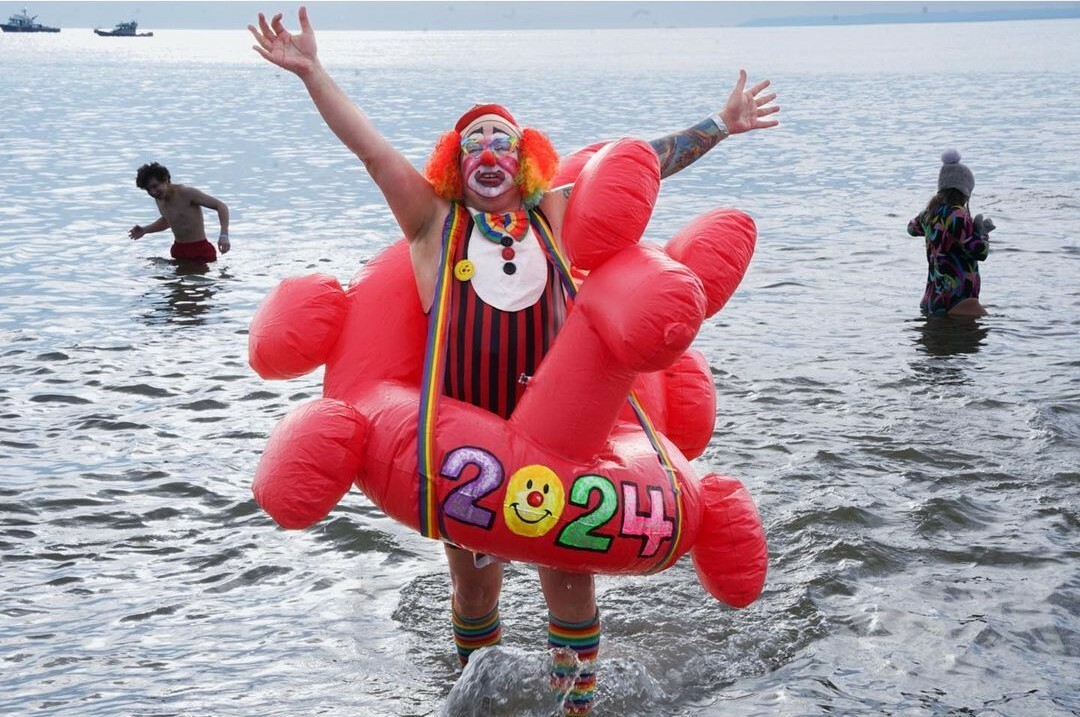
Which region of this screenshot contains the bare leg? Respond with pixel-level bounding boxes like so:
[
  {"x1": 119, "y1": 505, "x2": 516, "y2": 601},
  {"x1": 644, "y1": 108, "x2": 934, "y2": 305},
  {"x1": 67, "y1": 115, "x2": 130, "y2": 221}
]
[
  {"x1": 539, "y1": 567, "x2": 596, "y2": 622},
  {"x1": 445, "y1": 545, "x2": 504, "y2": 665},
  {"x1": 947, "y1": 297, "x2": 988, "y2": 318}
]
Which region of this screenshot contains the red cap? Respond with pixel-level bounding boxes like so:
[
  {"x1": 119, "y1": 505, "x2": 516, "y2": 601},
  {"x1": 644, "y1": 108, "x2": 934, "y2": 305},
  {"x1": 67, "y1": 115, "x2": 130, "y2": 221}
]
[{"x1": 454, "y1": 104, "x2": 519, "y2": 134}]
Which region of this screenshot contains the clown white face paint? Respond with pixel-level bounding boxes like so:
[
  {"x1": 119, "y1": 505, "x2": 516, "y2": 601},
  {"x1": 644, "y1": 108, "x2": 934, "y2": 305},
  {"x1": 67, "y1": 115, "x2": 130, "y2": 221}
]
[{"x1": 460, "y1": 122, "x2": 521, "y2": 211}]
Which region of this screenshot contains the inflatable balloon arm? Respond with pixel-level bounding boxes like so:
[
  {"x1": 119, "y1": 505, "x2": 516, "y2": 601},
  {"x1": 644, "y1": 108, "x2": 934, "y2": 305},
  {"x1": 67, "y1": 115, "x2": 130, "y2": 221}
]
[
  {"x1": 690, "y1": 473, "x2": 768, "y2": 608},
  {"x1": 665, "y1": 209, "x2": 756, "y2": 318},
  {"x1": 249, "y1": 128, "x2": 768, "y2": 607},
  {"x1": 559, "y1": 139, "x2": 662, "y2": 271},
  {"x1": 253, "y1": 398, "x2": 368, "y2": 529},
  {"x1": 625, "y1": 350, "x2": 715, "y2": 461},
  {"x1": 248, "y1": 274, "x2": 349, "y2": 380}
]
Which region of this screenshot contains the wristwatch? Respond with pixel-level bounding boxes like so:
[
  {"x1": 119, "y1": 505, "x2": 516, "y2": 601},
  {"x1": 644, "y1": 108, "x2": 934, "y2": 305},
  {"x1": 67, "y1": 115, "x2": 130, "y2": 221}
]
[{"x1": 709, "y1": 112, "x2": 730, "y2": 139}]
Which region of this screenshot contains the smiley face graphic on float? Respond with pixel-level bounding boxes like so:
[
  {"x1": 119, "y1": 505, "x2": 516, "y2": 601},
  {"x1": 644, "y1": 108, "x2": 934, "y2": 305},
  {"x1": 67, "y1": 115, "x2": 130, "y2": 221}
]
[{"x1": 503, "y1": 464, "x2": 566, "y2": 538}]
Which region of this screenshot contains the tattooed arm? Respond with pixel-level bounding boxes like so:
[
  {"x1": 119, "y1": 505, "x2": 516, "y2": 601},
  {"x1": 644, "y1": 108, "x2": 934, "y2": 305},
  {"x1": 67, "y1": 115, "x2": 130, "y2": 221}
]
[
  {"x1": 651, "y1": 116, "x2": 729, "y2": 179},
  {"x1": 651, "y1": 69, "x2": 780, "y2": 179},
  {"x1": 543, "y1": 70, "x2": 778, "y2": 226}
]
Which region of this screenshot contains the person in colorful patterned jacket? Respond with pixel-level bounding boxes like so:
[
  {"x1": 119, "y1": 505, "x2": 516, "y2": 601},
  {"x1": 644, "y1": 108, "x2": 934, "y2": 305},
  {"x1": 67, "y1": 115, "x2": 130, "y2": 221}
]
[
  {"x1": 249, "y1": 6, "x2": 778, "y2": 714},
  {"x1": 908, "y1": 150, "x2": 994, "y2": 317}
]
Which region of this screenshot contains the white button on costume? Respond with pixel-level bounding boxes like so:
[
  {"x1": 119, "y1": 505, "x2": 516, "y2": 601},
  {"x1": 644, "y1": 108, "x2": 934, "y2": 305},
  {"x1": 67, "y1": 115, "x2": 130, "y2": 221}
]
[{"x1": 466, "y1": 223, "x2": 548, "y2": 312}]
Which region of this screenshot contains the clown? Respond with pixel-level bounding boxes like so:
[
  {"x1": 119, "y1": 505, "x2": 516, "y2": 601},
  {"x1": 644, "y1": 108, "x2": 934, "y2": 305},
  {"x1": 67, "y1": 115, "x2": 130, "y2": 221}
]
[
  {"x1": 250, "y1": 7, "x2": 779, "y2": 715},
  {"x1": 423, "y1": 104, "x2": 567, "y2": 420}
]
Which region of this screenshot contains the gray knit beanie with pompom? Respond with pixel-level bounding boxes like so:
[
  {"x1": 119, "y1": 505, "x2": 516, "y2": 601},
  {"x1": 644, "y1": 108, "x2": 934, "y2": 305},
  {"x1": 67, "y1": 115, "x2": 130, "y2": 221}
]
[{"x1": 938, "y1": 149, "x2": 974, "y2": 197}]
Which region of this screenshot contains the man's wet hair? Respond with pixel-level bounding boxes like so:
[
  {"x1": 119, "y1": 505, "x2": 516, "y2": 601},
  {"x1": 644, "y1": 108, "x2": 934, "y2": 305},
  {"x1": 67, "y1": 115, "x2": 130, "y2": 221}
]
[{"x1": 136, "y1": 162, "x2": 171, "y2": 190}]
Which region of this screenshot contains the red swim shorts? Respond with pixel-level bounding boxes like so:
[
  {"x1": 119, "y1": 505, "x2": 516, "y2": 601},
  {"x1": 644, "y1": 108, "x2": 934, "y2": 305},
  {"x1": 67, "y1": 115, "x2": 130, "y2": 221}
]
[{"x1": 171, "y1": 240, "x2": 217, "y2": 263}]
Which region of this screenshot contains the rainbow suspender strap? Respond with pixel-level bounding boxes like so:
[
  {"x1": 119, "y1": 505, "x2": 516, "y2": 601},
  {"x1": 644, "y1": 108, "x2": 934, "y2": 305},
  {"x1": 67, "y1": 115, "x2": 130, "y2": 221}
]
[
  {"x1": 416, "y1": 206, "x2": 684, "y2": 568},
  {"x1": 529, "y1": 211, "x2": 684, "y2": 573},
  {"x1": 417, "y1": 204, "x2": 469, "y2": 540}
]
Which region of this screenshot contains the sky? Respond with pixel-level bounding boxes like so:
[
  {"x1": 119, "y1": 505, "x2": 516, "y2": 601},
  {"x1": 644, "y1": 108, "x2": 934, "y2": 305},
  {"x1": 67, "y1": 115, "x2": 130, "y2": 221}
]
[{"x1": 3, "y1": 1, "x2": 1079, "y2": 30}]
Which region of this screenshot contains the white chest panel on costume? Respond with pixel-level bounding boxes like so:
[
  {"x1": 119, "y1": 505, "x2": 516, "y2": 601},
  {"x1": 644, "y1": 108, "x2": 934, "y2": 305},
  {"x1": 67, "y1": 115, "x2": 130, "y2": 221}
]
[{"x1": 467, "y1": 224, "x2": 548, "y2": 312}]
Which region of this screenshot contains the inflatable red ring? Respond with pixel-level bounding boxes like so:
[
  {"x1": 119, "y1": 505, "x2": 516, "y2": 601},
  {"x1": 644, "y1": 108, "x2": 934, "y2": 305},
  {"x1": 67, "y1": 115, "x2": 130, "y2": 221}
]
[{"x1": 248, "y1": 139, "x2": 767, "y2": 607}]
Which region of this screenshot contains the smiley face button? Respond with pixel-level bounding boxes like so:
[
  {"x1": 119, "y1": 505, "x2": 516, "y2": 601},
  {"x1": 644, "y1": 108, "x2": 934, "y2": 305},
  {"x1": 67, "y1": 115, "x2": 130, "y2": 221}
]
[
  {"x1": 454, "y1": 259, "x2": 475, "y2": 282},
  {"x1": 503, "y1": 465, "x2": 566, "y2": 538}
]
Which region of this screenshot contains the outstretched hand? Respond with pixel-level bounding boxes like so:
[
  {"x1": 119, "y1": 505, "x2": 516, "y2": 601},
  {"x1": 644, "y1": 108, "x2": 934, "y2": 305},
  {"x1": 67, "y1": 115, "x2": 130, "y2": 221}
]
[
  {"x1": 249, "y1": 6, "x2": 319, "y2": 77},
  {"x1": 721, "y1": 70, "x2": 779, "y2": 135}
]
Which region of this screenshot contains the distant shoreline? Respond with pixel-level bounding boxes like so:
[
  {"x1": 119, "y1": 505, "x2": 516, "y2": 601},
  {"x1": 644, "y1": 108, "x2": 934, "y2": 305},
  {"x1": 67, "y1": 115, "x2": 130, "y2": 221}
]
[
  {"x1": 3, "y1": 2, "x2": 1080, "y2": 32},
  {"x1": 740, "y1": 7, "x2": 1080, "y2": 27}
]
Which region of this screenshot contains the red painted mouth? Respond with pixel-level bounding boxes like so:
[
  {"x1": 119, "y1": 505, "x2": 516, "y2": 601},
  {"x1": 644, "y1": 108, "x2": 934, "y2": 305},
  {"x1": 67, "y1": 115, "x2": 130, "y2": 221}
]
[{"x1": 474, "y1": 170, "x2": 505, "y2": 187}]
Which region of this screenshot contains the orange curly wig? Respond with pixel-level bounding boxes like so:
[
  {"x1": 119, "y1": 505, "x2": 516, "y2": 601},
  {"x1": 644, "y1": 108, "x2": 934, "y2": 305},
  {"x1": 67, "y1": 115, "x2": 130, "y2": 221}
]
[{"x1": 424, "y1": 110, "x2": 560, "y2": 209}]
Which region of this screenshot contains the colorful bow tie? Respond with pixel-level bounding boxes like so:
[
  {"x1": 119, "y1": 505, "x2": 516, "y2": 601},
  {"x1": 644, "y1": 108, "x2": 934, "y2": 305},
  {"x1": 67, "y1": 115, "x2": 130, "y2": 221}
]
[{"x1": 475, "y1": 210, "x2": 530, "y2": 244}]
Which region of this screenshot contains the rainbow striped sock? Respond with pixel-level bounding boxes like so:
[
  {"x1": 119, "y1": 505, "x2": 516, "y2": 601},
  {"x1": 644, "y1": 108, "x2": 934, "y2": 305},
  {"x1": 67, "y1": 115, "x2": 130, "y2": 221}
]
[
  {"x1": 548, "y1": 611, "x2": 600, "y2": 716},
  {"x1": 452, "y1": 605, "x2": 502, "y2": 666}
]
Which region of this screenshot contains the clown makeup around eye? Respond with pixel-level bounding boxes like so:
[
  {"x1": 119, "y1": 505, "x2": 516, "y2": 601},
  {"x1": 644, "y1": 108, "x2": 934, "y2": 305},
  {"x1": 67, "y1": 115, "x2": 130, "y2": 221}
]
[
  {"x1": 461, "y1": 131, "x2": 519, "y2": 158},
  {"x1": 459, "y1": 123, "x2": 522, "y2": 208}
]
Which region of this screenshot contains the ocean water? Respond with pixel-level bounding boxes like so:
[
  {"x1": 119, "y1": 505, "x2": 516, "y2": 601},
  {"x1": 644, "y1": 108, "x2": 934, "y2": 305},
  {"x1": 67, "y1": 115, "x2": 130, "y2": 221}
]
[{"x1": 1, "y1": 16, "x2": 1078, "y2": 717}]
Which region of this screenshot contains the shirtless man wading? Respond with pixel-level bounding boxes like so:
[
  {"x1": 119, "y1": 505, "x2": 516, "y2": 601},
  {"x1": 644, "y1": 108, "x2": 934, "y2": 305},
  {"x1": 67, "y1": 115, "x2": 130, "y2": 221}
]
[{"x1": 129, "y1": 162, "x2": 231, "y2": 263}]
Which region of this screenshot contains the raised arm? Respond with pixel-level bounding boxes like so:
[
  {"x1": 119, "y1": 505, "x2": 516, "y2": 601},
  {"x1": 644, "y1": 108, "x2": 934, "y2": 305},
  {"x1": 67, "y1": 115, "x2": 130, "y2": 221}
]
[
  {"x1": 540, "y1": 69, "x2": 779, "y2": 228},
  {"x1": 248, "y1": 7, "x2": 443, "y2": 241},
  {"x1": 650, "y1": 69, "x2": 779, "y2": 179}
]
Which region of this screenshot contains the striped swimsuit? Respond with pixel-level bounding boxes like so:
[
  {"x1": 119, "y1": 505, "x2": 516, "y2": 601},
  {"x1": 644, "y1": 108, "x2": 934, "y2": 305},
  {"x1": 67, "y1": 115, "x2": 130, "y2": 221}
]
[{"x1": 443, "y1": 206, "x2": 567, "y2": 419}]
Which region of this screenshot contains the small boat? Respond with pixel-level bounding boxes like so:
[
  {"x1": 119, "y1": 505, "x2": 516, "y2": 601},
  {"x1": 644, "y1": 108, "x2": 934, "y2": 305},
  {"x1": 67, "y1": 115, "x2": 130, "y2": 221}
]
[
  {"x1": 93, "y1": 20, "x2": 153, "y2": 37},
  {"x1": 1, "y1": 7, "x2": 60, "y2": 32}
]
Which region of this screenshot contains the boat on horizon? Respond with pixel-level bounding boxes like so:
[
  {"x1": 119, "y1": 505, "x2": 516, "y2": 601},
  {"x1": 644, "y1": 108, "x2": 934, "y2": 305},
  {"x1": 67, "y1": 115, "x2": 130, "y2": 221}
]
[
  {"x1": 1, "y1": 7, "x2": 60, "y2": 32},
  {"x1": 93, "y1": 20, "x2": 153, "y2": 37}
]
